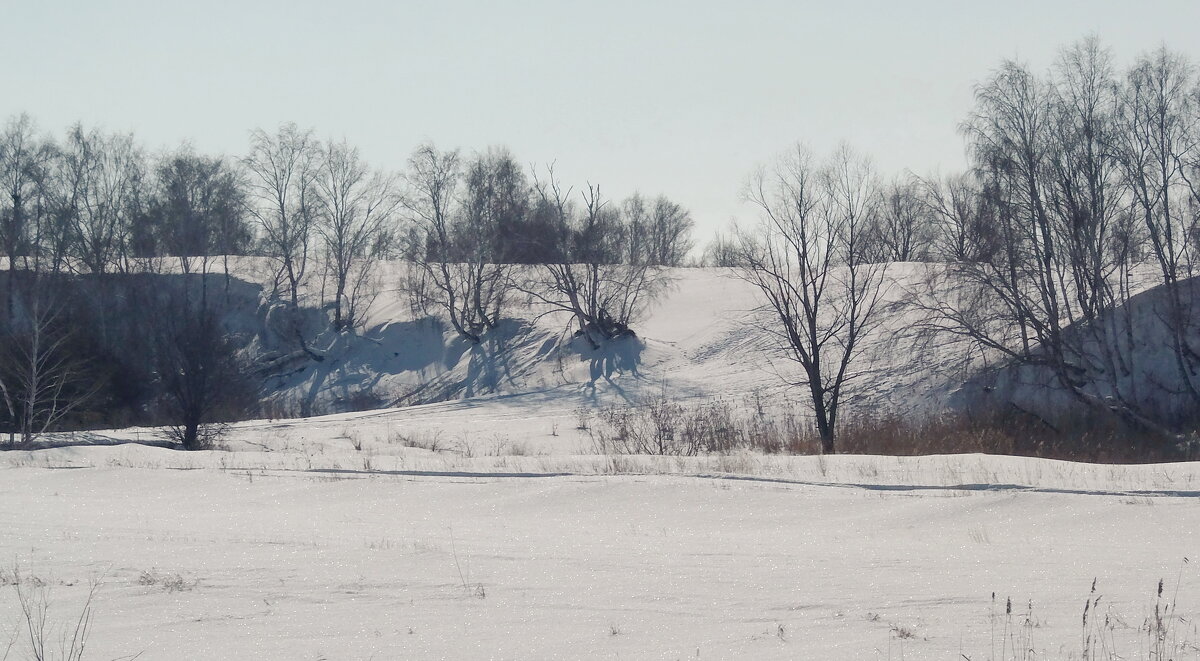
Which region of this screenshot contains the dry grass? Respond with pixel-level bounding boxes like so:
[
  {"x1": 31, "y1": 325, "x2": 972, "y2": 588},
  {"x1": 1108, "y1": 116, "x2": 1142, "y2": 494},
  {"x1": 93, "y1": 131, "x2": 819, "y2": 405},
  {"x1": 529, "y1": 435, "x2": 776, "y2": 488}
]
[
  {"x1": 583, "y1": 394, "x2": 1193, "y2": 463},
  {"x1": 390, "y1": 429, "x2": 447, "y2": 453},
  {"x1": 974, "y1": 570, "x2": 1196, "y2": 661}
]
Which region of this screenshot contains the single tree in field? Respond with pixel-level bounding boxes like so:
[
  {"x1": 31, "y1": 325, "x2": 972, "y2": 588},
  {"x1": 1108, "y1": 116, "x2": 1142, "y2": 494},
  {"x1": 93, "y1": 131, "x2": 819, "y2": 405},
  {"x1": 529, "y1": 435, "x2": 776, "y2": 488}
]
[
  {"x1": 737, "y1": 144, "x2": 887, "y2": 453},
  {"x1": 313, "y1": 139, "x2": 400, "y2": 331}
]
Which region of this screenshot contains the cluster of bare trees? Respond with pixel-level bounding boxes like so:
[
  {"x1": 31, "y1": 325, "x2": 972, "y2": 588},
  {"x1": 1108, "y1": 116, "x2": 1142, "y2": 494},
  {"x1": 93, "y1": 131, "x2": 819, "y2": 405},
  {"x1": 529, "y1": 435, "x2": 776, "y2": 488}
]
[
  {"x1": 402, "y1": 146, "x2": 694, "y2": 346},
  {"x1": 736, "y1": 38, "x2": 1200, "y2": 451},
  {"x1": 704, "y1": 175, "x2": 966, "y2": 269},
  {"x1": 243, "y1": 124, "x2": 402, "y2": 348},
  {"x1": 0, "y1": 117, "x2": 404, "y2": 329},
  {"x1": 521, "y1": 170, "x2": 673, "y2": 347},
  {"x1": 921, "y1": 38, "x2": 1200, "y2": 433},
  {"x1": 0, "y1": 117, "x2": 260, "y2": 284}
]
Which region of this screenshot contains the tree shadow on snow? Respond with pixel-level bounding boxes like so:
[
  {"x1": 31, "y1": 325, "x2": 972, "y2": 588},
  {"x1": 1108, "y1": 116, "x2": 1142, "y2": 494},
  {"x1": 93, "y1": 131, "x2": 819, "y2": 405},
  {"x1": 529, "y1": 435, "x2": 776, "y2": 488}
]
[
  {"x1": 290, "y1": 317, "x2": 450, "y2": 416},
  {"x1": 457, "y1": 319, "x2": 526, "y2": 397},
  {"x1": 571, "y1": 333, "x2": 645, "y2": 403}
]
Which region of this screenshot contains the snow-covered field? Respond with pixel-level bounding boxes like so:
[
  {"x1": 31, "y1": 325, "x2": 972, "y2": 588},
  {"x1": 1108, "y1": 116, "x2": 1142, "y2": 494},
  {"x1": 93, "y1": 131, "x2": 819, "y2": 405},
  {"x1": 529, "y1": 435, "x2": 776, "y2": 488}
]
[
  {"x1": 2, "y1": 263, "x2": 1198, "y2": 659},
  {"x1": 3, "y1": 411, "x2": 1200, "y2": 660}
]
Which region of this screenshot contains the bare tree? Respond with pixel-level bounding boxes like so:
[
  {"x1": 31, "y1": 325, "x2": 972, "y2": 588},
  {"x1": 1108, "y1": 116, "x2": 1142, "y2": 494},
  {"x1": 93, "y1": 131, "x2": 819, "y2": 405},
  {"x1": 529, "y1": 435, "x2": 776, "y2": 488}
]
[
  {"x1": 403, "y1": 143, "x2": 510, "y2": 343},
  {"x1": 243, "y1": 123, "x2": 317, "y2": 309},
  {"x1": 646, "y1": 196, "x2": 695, "y2": 266},
  {"x1": 1044, "y1": 37, "x2": 1125, "y2": 325},
  {"x1": 313, "y1": 139, "x2": 400, "y2": 331},
  {"x1": 737, "y1": 144, "x2": 887, "y2": 452},
  {"x1": 144, "y1": 146, "x2": 250, "y2": 300},
  {"x1": 1113, "y1": 46, "x2": 1200, "y2": 401},
  {"x1": 0, "y1": 114, "x2": 55, "y2": 321},
  {"x1": 863, "y1": 178, "x2": 935, "y2": 262},
  {"x1": 0, "y1": 294, "x2": 93, "y2": 447},
  {"x1": 522, "y1": 169, "x2": 667, "y2": 347},
  {"x1": 154, "y1": 297, "x2": 254, "y2": 450},
  {"x1": 52, "y1": 125, "x2": 144, "y2": 275},
  {"x1": 621, "y1": 193, "x2": 695, "y2": 266},
  {"x1": 701, "y1": 224, "x2": 746, "y2": 267},
  {"x1": 958, "y1": 57, "x2": 1069, "y2": 364},
  {"x1": 243, "y1": 124, "x2": 324, "y2": 359},
  {"x1": 921, "y1": 171, "x2": 1001, "y2": 263},
  {"x1": 464, "y1": 147, "x2": 533, "y2": 263}
]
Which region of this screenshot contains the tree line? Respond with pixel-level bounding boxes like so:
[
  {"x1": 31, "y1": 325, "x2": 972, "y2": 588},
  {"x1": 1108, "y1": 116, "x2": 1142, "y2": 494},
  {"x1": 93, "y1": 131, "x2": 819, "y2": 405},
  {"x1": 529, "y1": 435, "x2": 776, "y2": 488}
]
[{"x1": 0, "y1": 119, "x2": 695, "y2": 323}]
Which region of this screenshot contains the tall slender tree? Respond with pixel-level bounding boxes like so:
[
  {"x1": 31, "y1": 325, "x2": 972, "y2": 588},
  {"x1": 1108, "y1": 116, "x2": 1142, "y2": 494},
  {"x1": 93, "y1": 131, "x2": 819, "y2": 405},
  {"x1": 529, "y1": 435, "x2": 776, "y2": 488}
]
[
  {"x1": 313, "y1": 139, "x2": 400, "y2": 331},
  {"x1": 737, "y1": 144, "x2": 887, "y2": 452}
]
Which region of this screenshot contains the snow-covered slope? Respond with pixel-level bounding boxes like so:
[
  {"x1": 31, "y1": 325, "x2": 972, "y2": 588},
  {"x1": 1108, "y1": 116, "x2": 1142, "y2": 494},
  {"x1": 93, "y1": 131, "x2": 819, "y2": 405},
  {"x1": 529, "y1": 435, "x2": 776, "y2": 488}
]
[{"x1": 250, "y1": 261, "x2": 962, "y2": 422}]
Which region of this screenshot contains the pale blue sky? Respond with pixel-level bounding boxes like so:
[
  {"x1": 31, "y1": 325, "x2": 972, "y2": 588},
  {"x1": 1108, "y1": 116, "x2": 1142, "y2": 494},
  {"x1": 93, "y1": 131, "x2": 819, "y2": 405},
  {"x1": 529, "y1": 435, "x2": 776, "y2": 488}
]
[{"x1": 4, "y1": 1, "x2": 1200, "y2": 237}]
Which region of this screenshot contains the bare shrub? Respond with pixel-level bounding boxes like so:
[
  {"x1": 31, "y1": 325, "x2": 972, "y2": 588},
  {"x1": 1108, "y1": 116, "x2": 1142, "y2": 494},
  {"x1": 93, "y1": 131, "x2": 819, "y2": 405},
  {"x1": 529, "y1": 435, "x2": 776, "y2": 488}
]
[
  {"x1": 822, "y1": 412, "x2": 1186, "y2": 462},
  {"x1": 9, "y1": 565, "x2": 100, "y2": 661},
  {"x1": 573, "y1": 406, "x2": 591, "y2": 430},
  {"x1": 835, "y1": 415, "x2": 1017, "y2": 457},
  {"x1": 391, "y1": 429, "x2": 446, "y2": 453},
  {"x1": 138, "y1": 568, "x2": 195, "y2": 593},
  {"x1": 485, "y1": 436, "x2": 538, "y2": 457}
]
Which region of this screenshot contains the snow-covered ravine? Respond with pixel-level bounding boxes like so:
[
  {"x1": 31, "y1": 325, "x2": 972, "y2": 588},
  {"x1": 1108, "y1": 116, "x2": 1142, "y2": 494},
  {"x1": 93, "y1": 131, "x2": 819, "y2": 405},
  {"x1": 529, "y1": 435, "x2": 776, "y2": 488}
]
[{"x1": 2, "y1": 408, "x2": 1199, "y2": 660}]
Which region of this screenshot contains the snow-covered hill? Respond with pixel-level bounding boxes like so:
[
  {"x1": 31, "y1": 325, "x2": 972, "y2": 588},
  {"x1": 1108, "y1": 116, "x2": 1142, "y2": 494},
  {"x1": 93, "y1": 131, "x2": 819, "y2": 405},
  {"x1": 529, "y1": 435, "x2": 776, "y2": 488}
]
[{"x1": 247, "y1": 260, "x2": 965, "y2": 422}]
